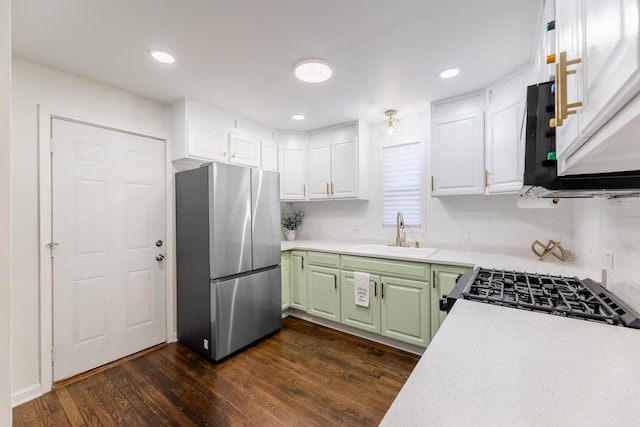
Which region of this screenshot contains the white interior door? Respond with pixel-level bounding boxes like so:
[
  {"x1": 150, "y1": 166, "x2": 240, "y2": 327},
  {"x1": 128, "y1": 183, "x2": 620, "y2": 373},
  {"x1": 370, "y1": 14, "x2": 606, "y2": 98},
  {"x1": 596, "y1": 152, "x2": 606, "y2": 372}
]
[{"x1": 51, "y1": 118, "x2": 166, "y2": 381}]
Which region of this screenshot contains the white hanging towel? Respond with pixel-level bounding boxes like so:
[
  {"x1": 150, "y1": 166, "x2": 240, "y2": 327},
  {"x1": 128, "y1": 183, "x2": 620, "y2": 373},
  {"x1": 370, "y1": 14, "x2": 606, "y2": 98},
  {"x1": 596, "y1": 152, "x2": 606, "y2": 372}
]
[{"x1": 354, "y1": 271, "x2": 370, "y2": 307}]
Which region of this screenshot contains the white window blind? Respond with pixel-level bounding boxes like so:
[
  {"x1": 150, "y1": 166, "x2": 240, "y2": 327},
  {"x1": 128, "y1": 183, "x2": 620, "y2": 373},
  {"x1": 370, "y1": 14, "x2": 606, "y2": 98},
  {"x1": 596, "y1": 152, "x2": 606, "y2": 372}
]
[{"x1": 382, "y1": 141, "x2": 422, "y2": 228}]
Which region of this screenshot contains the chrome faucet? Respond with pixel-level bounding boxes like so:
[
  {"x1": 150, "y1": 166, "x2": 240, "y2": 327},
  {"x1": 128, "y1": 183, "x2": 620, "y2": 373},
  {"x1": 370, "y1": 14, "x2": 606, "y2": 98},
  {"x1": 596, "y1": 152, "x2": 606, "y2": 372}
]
[{"x1": 395, "y1": 211, "x2": 408, "y2": 247}]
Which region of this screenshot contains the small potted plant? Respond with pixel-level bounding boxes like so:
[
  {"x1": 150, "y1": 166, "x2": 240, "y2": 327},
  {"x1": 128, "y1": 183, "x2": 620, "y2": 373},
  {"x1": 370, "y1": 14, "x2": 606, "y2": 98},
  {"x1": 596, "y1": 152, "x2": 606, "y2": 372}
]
[{"x1": 281, "y1": 209, "x2": 305, "y2": 241}]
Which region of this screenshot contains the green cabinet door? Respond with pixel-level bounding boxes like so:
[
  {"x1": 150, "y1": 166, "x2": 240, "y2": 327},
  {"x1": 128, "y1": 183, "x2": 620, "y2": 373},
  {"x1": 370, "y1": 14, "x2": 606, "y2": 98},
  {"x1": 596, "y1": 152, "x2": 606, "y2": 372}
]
[
  {"x1": 340, "y1": 272, "x2": 381, "y2": 334},
  {"x1": 380, "y1": 275, "x2": 430, "y2": 347},
  {"x1": 430, "y1": 264, "x2": 470, "y2": 339},
  {"x1": 307, "y1": 265, "x2": 341, "y2": 322},
  {"x1": 290, "y1": 251, "x2": 307, "y2": 310},
  {"x1": 281, "y1": 252, "x2": 290, "y2": 310}
]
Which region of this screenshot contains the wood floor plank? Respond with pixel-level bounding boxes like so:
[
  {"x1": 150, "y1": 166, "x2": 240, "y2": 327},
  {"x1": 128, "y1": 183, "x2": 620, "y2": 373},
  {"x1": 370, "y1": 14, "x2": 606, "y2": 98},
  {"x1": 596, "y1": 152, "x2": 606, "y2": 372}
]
[{"x1": 13, "y1": 317, "x2": 420, "y2": 426}]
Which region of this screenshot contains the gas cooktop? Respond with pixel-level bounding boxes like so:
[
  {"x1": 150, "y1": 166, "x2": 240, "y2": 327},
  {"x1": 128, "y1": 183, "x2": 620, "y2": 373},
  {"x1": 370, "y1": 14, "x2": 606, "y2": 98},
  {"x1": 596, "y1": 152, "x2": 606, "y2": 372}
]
[{"x1": 440, "y1": 267, "x2": 640, "y2": 329}]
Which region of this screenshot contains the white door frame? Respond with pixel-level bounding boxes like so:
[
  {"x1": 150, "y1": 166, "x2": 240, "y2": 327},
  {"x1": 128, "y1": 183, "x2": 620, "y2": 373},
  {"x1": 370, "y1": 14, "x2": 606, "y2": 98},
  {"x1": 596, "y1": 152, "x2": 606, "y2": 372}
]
[{"x1": 38, "y1": 105, "x2": 175, "y2": 395}]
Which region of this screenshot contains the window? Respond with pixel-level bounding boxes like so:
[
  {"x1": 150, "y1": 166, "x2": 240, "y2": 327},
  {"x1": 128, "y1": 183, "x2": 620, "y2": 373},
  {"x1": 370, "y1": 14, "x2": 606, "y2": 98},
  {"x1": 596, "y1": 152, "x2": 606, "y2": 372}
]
[{"x1": 382, "y1": 141, "x2": 422, "y2": 228}]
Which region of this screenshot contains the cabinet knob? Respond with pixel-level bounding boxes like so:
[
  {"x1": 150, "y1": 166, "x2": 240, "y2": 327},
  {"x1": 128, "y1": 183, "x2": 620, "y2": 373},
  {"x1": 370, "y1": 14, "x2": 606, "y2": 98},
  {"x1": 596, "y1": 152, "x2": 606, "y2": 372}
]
[
  {"x1": 223, "y1": 151, "x2": 227, "y2": 157},
  {"x1": 232, "y1": 153, "x2": 236, "y2": 158}
]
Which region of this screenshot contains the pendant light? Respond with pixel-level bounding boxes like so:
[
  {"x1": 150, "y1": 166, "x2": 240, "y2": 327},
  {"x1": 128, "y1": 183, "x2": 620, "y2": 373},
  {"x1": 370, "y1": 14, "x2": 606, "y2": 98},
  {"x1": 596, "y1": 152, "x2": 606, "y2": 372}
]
[{"x1": 381, "y1": 110, "x2": 402, "y2": 141}]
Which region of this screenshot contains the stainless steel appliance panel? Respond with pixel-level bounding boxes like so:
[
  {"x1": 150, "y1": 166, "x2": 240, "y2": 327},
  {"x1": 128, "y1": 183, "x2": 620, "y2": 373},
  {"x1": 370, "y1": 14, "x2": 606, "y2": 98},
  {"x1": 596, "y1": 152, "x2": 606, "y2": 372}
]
[
  {"x1": 209, "y1": 163, "x2": 252, "y2": 279},
  {"x1": 251, "y1": 168, "x2": 281, "y2": 270},
  {"x1": 210, "y1": 266, "x2": 282, "y2": 360}
]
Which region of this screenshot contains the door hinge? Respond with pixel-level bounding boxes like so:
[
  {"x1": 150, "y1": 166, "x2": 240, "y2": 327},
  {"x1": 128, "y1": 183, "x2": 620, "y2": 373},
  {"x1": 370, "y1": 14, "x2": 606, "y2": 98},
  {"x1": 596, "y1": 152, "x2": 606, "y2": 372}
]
[
  {"x1": 50, "y1": 138, "x2": 54, "y2": 154},
  {"x1": 51, "y1": 347, "x2": 55, "y2": 363}
]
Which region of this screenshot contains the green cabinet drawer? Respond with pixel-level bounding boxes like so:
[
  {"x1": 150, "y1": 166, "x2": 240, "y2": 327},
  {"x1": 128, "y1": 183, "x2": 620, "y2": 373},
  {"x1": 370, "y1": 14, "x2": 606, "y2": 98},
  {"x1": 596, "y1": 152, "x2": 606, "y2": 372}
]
[
  {"x1": 307, "y1": 251, "x2": 341, "y2": 268},
  {"x1": 341, "y1": 255, "x2": 430, "y2": 281}
]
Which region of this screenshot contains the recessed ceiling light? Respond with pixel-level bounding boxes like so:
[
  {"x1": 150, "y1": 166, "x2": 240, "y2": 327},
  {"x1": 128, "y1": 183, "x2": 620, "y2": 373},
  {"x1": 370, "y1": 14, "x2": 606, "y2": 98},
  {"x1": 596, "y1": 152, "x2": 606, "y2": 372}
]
[
  {"x1": 291, "y1": 114, "x2": 305, "y2": 120},
  {"x1": 149, "y1": 50, "x2": 175, "y2": 64},
  {"x1": 294, "y1": 59, "x2": 333, "y2": 83},
  {"x1": 439, "y1": 68, "x2": 460, "y2": 79}
]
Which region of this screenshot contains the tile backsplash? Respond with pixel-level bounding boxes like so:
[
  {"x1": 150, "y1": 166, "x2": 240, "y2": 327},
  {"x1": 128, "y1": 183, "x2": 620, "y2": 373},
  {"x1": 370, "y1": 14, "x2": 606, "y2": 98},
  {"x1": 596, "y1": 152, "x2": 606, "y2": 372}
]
[{"x1": 573, "y1": 197, "x2": 640, "y2": 314}]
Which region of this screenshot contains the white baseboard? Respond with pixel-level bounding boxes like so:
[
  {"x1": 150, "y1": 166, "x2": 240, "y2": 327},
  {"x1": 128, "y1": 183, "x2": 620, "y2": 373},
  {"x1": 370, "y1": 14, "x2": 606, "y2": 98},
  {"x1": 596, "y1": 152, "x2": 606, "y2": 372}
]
[{"x1": 12, "y1": 384, "x2": 43, "y2": 407}]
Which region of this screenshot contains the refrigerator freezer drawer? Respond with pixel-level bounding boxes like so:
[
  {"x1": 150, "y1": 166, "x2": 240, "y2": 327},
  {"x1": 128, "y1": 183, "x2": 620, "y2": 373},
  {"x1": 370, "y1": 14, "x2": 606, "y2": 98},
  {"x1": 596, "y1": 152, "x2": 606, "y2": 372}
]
[{"x1": 210, "y1": 266, "x2": 281, "y2": 360}]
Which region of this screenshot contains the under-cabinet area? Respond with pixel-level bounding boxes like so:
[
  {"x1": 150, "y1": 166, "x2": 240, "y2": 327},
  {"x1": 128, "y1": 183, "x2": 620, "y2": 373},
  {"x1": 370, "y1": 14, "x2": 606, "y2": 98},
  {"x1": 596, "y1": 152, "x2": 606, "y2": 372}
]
[{"x1": 281, "y1": 249, "x2": 471, "y2": 350}]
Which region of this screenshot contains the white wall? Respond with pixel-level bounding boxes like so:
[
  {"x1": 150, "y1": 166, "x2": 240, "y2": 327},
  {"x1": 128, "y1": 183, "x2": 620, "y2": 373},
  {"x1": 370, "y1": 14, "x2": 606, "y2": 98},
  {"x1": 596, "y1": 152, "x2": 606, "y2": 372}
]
[
  {"x1": 1, "y1": 0, "x2": 12, "y2": 423},
  {"x1": 10, "y1": 57, "x2": 170, "y2": 403},
  {"x1": 573, "y1": 197, "x2": 640, "y2": 313},
  {"x1": 293, "y1": 112, "x2": 575, "y2": 256}
]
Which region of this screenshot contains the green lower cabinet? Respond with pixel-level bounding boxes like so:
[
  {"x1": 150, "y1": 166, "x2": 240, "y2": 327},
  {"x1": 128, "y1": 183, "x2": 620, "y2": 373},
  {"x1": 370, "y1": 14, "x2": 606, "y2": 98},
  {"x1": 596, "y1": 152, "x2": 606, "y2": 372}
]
[
  {"x1": 340, "y1": 272, "x2": 381, "y2": 334},
  {"x1": 430, "y1": 264, "x2": 470, "y2": 339},
  {"x1": 281, "y1": 252, "x2": 290, "y2": 310},
  {"x1": 306, "y1": 265, "x2": 341, "y2": 322},
  {"x1": 290, "y1": 251, "x2": 307, "y2": 311},
  {"x1": 380, "y1": 275, "x2": 430, "y2": 347}
]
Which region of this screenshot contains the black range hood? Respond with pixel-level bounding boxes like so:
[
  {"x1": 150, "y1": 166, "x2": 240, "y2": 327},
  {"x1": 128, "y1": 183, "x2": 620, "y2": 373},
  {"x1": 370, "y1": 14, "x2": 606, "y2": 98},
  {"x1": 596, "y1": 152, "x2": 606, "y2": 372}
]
[{"x1": 521, "y1": 81, "x2": 640, "y2": 198}]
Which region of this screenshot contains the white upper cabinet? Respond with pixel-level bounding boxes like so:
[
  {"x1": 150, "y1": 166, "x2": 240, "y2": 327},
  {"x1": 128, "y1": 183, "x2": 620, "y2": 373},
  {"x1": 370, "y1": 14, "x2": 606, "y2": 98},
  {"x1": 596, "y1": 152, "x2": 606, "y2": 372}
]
[
  {"x1": 261, "y1": 142, "x2": 278, "y2": 172},
  {"x1": 485, "y1": 68, "x2": 528, "y2": 194},
  {"x1": 278, "y1": 132, "x2": 307, "y2": 201},
  {"x1": 171, "y1": 99, "x2": 275, "y2": 171},
  {"x1": 554, "y1": 0, "x2": 640, "y2": 174},
  {"x1": 530, "y1": 0, "x2": 556, "y2": 84},
  {"x1": 431, "y1": 92, "x2": 485, "y2": 196},
  {"x1": 171, "y1": 99, "x2": 233, "y2": 169},
  {"x1": 228, "y1": 134, "x2": 260, "y2": 167},
  {"x1": 307, "y1": 133, "x2": 332, "y2": 199},
  {"x1": 307, "y1": 120, "x2": 369, "y2": 200}
]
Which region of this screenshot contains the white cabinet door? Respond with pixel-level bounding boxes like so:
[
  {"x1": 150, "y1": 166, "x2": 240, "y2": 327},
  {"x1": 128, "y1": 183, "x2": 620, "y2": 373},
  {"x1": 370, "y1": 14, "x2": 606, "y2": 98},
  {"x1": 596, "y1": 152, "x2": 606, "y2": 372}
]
[
  {"x1": 187, "y1": 120, "x2": 228, "y2": 162},
  {"x1": 229, "y1": 134, "x2": 259, "y2": 167},
  {"x1": 485, "y1": 69, "x2": 528, "y2": 194},
  {"x1": 279, "y1": 146, "x2": 306, "y2": 200},
  {"x1": 555, "y1": 0, "x2": 640, "y2": 169},
  {"x1": 431, "y1": 112, "x2": 485, "y2": 196},
  {"x1": 331, "y1": 138, "x2": 357, "y2": 198},
  {"x1": 554, "y1": 0, "x2": 586, "y2": 160},
  {"x1": 307, "y1": 141, "x2": 332, "y2": 199},
  {"x1": 261, "y1": 142, "x2": 278, "y2": 172},
  {"x1": 580, "y1": 0, "x2": 640, "y2": 137}
]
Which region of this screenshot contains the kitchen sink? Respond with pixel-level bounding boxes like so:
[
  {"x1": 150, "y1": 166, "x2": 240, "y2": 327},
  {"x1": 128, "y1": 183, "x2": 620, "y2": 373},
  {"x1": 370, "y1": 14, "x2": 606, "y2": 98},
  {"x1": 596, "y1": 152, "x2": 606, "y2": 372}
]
[{"x1": 348, "y1": 244, "x2": 438, "y2": 259}]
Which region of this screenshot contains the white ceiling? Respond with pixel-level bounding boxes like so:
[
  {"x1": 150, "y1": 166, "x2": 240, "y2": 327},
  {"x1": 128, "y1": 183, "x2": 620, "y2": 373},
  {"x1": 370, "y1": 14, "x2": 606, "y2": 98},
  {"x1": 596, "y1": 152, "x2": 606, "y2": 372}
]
[{"x1": 11, "y1": 0, "x2": 540, "y2": 131}]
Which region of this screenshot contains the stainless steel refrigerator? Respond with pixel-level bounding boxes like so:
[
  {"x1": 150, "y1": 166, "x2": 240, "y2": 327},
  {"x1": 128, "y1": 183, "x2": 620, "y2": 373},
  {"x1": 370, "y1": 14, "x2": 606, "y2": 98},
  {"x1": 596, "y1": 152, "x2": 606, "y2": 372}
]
[{"x1": 175, "y1": 162, "x2": 281, "y2": 361}]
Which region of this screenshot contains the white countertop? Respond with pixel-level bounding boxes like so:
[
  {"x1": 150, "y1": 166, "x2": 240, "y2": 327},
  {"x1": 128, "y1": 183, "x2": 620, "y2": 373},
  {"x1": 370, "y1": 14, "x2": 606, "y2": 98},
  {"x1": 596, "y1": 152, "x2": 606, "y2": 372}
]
[
  {"x1": 380, "y1": 299, "x2": 640, "y2": 426},
  {"x1": 281, "y1": 240, "x2": 589, "y2": 278}
]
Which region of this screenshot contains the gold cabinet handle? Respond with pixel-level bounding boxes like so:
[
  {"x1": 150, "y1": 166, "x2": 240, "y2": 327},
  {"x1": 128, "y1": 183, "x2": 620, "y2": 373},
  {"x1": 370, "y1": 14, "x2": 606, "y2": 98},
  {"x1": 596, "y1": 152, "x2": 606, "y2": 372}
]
[
  {"x1": 374, "y1": 281, "x2": 378, "y2": 297},
  {"x1": 303, "y1": 184, "x2": 306, "y2": 197},
  {"x1": 484, "y1": 170, "x2": 490, "y2": 188},
  {"x1": 431, "y1": 176, "x2": 435, "y2": 192},
  {"x1": 381, "y1": 283, "x2": 384, "y2": 299},
  {"x1": 326, "y1": 182, "x2": 330, "y2": 195},
  {"x1": 334, "y1": 275, "x2": 337, "y2": 289},
  {"x1": 232, "y1": 153, "x2": 236, "y2": 158},
  {"x1": 432, "y1": 270, "x2": 436, "y2": 289},
  {"x1": 550, "y1": 51, "x2": 582, "y2": 128},
  {"x1": 223, "y1": 151, "x2": 227, "y2": 157},
  {"x1": 331, "y1": 182, "x2": 334, "y2": 195}
]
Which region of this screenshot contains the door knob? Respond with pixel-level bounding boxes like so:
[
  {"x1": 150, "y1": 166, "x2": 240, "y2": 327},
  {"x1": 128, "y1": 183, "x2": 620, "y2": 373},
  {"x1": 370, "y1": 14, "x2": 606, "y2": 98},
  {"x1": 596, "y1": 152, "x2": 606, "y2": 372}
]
[{"x1": 156, "y1": 254, "x2": 165, "y2": 261}]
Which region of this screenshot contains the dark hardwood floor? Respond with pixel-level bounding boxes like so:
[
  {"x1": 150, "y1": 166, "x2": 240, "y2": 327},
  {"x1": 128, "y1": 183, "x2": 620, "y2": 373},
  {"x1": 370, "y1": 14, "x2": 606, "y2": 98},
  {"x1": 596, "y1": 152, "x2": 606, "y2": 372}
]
[{"x1": 13, "y1": 317, "x2": 420, "y2": 426}]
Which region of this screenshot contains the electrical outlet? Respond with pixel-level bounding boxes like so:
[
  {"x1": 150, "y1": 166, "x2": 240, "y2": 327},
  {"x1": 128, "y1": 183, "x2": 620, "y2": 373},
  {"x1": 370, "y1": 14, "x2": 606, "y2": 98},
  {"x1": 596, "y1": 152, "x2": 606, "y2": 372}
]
[
  {"x1": 457, "y1": 232, "x2": 470, "y2": 242},
  {"x1": 604, "y1": 251, "x2": 614, "y2": 269}
]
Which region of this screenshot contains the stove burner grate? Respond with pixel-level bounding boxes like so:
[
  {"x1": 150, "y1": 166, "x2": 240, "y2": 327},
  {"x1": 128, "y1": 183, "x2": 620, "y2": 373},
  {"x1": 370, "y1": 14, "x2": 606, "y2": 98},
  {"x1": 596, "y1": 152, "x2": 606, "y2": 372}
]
[{"x1": 462, "y1": 269, "x2": 621, "y2": 325}]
